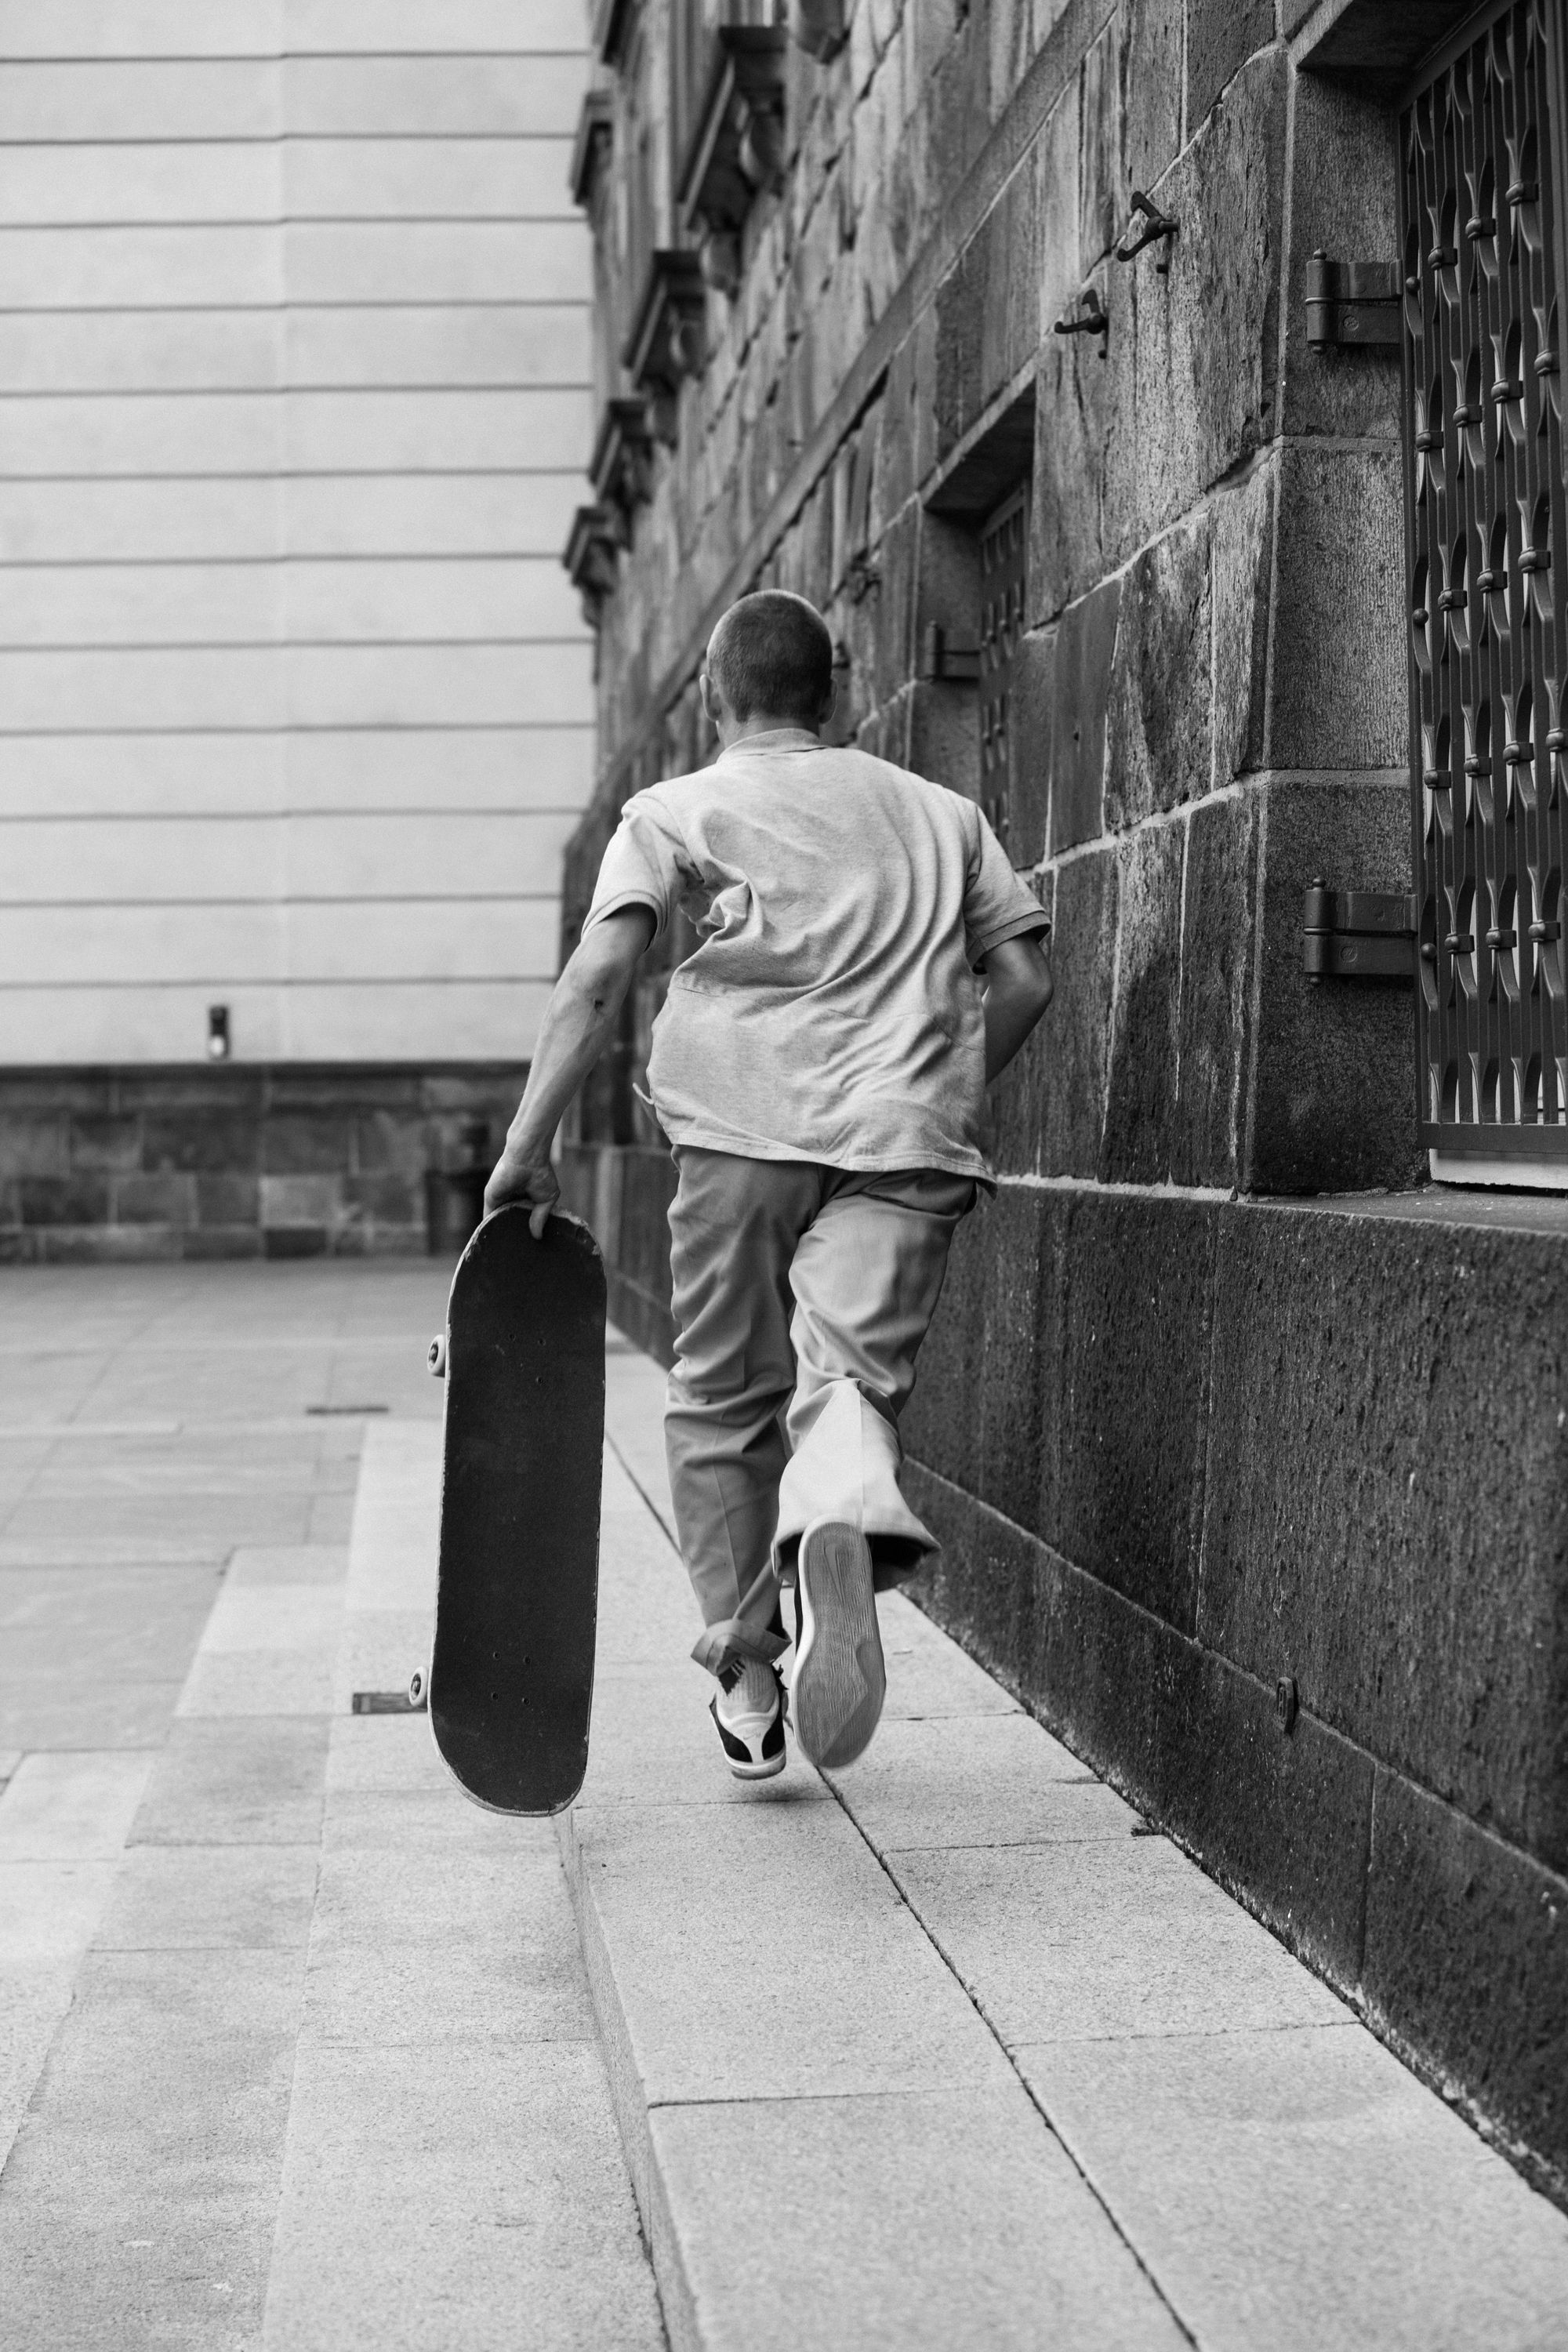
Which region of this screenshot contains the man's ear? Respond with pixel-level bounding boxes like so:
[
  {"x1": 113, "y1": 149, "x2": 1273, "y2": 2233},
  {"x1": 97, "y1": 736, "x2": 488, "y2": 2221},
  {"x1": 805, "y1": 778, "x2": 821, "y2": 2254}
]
[
  {"x1": 699, "y1": 670, "x2": 723, "y2": 725},
  {"x1": 818, "y1": 677, "x2": 838, "y2": 728}
]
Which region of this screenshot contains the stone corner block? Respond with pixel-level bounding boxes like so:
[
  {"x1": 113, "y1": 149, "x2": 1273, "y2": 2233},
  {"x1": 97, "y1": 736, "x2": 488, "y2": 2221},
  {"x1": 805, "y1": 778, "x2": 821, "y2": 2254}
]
[
  {"x1": 1247, "y1": 775, "x2": 1423, "y2": 1193},
  {"x1": 1104, "y1": 509, "x2": 1213, "y2": 832},
  {"x1": 1267, "y1": 442, "x2": 1406, "y2": 774}
]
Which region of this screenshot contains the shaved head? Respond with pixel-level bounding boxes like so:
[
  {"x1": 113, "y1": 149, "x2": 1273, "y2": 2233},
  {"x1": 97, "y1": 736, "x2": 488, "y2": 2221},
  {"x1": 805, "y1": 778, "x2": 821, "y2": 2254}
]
[{"x1": 706, "y1": 590, "x2": 834, "y2": 725}]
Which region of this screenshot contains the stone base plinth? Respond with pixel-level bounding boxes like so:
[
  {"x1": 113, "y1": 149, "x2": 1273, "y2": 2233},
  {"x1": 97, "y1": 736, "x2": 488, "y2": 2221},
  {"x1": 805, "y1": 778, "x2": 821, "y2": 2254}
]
[{"x1": 0, "y1": 1063, "x2": 529, "y2": 1262}]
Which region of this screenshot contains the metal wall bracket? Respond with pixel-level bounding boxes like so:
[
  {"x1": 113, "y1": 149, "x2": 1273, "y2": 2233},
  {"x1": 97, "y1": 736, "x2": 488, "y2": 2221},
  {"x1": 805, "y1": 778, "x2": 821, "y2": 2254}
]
[
  {"x1": 1114, "y1": 191, "x2": 1178, "y2": 270},
  {"x1": 919, "y1": 624, "x2": 980, "y2": 683},
  {"x1": 789, "y1": 0, "x2": 846, "y2": 60},
  {"x1": 1305, "y1": 250, "x2": 1401, "y2": 348},
  {"x1": 1302, "y1": 882, "x2": 1417, "y2": 981},
  {"x1": 1052, "y1": 285, "x2": 1109, "y2": 342}
]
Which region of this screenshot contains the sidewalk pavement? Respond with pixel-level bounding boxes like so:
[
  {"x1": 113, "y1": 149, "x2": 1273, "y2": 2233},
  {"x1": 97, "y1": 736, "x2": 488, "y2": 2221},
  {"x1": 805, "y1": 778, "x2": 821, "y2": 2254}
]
[
  {"x1": 586, "y1": 1345, "x2": 1568, "y2": 2351},
  {"x1": 0, "y1": 1262, "x2": 659, "y2": 2352},
  {"x1": 1, "y1": 1261, "x2": 1566, "y2": 2351}
]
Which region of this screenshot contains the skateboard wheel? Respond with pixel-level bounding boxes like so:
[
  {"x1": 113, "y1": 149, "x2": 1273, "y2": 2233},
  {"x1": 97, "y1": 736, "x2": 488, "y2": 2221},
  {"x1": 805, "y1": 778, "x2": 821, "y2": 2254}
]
[
  {"x1": 427, "y1": 1334, "x2": 447, "y2": 1378},
  {"x1": 408, "y1": 1667, "x2": 428, "y2": 1711}
]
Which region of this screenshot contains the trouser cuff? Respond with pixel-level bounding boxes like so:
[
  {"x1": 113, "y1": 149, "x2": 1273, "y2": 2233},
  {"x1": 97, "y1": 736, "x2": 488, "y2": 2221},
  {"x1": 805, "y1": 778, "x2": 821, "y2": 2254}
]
[{"x1": 689, "y1": 1559, "x2": 788, "y2": 1681}]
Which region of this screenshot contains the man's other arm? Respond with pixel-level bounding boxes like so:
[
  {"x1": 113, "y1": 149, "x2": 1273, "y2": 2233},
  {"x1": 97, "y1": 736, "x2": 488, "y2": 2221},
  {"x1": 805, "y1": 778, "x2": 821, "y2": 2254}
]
[
  {"x1": 485, "y1": 906, "x2": 657, "y2": 1236},
  {"x1": 981, "y1": 933, "x2": 1054, "y2": 1083}
]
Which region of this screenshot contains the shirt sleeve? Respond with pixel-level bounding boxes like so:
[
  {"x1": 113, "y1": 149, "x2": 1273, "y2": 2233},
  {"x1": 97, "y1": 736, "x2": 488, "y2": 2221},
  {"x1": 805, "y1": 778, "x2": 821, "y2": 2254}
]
[
  {"x1": 582, "y1": 789, "x2": 691, "y2": 947},
  {"x1": 962, "y1": 806, "x2": 1051, "y2": 967}
]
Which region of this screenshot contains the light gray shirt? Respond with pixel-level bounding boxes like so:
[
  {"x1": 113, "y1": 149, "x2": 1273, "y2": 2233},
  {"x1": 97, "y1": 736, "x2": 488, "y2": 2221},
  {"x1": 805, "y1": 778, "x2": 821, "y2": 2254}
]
[{"x1": 583, "y1": 730, "x2": 1047, "y2": 1178}]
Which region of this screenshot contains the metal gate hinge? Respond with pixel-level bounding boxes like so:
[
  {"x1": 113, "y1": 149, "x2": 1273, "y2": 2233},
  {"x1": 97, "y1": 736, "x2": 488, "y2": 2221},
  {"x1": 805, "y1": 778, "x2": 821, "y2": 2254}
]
[
  {"x1": 1302, "y1": 881, "x2": 1417, "y2": 982},
  {"x1": 1305, "y1": 251, "x2": 1401, "y2": 349}
]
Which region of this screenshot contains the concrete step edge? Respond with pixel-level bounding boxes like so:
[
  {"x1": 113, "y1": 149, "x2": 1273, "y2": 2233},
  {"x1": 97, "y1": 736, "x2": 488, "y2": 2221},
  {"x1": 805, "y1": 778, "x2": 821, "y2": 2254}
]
[{"x1": 555, "y1": 1802, "x2": 697, "y2": 2352}]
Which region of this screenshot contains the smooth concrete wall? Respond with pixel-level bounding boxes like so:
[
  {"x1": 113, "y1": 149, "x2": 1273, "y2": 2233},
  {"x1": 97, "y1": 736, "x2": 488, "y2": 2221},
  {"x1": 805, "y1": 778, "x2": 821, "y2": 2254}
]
[{"x1": 0, "y1": 0, "x2": 594, "y2": 1067}]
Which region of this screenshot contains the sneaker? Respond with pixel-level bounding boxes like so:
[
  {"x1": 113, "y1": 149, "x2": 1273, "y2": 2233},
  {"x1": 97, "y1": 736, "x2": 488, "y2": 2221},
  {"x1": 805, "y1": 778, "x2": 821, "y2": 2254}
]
[
  {"x1": 710, "y1": 1659, "x2": 787, "y2": 1780},
  {"x1": 792, "y1": 1519, "x2": 885, "y2": 1769}
]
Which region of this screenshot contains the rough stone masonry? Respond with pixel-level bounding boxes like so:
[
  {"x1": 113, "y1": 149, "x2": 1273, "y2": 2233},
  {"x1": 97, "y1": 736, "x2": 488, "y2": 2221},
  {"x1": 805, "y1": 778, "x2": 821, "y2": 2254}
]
[{"x1": 560, "y1": 0, "x2": 1568, "y2": 2205}]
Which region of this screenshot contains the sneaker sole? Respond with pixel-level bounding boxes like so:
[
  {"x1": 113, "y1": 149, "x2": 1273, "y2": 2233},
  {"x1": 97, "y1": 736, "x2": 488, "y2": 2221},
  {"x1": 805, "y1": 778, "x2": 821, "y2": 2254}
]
[{"x1": 793, "y1": 1521, "x2": 884, "y2": 1769}]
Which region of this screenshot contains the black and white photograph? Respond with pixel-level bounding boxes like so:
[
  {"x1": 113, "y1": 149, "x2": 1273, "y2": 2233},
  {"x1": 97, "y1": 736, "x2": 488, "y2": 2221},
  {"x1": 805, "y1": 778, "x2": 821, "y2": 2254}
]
[{"x1": 1, "y1": 1, "x2": 1566, "y2": 2345}]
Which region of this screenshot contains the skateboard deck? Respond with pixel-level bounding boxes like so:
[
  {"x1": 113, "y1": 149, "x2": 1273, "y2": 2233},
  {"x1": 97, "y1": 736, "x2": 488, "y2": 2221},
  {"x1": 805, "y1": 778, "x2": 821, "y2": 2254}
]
[{"x1": 426, "y1": 1205, "x2": 606, "y2": 1813}]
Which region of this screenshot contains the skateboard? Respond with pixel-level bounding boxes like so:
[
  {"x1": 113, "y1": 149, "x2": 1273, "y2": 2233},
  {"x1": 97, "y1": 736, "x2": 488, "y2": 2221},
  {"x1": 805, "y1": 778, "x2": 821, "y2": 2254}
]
[{"x1": 421, "y1": 1205, "x2": 606, "y2": 1813}]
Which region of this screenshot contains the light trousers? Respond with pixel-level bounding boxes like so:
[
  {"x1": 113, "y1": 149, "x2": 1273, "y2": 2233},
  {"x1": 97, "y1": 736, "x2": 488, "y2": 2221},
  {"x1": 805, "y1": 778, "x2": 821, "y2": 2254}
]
[{"x1": 662, "y1": 1147, "x2": 974, "y2": 1676}]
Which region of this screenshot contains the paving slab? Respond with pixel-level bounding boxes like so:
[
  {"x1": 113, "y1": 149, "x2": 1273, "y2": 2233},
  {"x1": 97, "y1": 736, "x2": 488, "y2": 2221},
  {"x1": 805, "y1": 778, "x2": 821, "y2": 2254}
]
[
  {"x1": 176, "y1": 1576, "x2": 345, "y2": 1719},
  {"x1": 568, "y1": 1336, "x2": 1568, "y2": 2352},
  {"x1": 129, "y1": 1717, "x2": 331, "y2": 1846},
  {"x1": 20, "y1": 1452, "x2": 355, "y2": 1501},
  {"x1": 0, "y1": 1751, "x2": 155, "y2": 1860},
  {"x1": 95, "y1": 1846, "x2": 321, "y2": 1953},
  {"x1": 572, "y1": 1795, "x2": 1016, "y2": 2107},
  {"x1": 324, "y1": 1711, "x2": 449, "y2": 1798},
  {"x1": 583, "y1": 1659, "x2": 836, "y2": 1807},
  {"x1": 7, "y1": 1270, "x2": 1562, "y2": 2351},
  {"x1": 0, "y1": 1262, "x2": 458, "y2": 2352},
  {"x1": 824, "y1": 1710, "x2": 1129, "y2": 1848},
  {"x1": 1023, "y1": 2025, "x2": 1568, "y2": 2352},
  {"x1": 261, "y1": 2041, "x2": 664, "y2": 2352},
  {"x1": 78, "y1": 1352, "x2": 346, "y2": 1426},
  {"x1": 262, "y1": 1380, "x2": 664, "y2": 2352},
  {"x1": 650, "y1": 2089, "x2": 1184, "y2": 2352},
  {"x1": 0, "y1": 1860, "x2": 121, "y2": 1963},
  {"x1": 227, "y1": 1546, "x2": 350, "y2": 1586},
  {"x1": 332, "y1": 1607, "x2": 434, "y2": 1714},
  {"x1": 877, "y1": 1589, "x2": 1023, "y2": 1719},
  {"x1": 0, "y1": 1972, "x2": 78, "y2": 2176},
  {"x1": 0, "y1": 1534, "x2": 227, "y2": 1568},
  {"x1": 562, "y1": 1450, "x2": 1186, "y2": 2349},
  {"x1": 604, "y1": 1358, "x2": 678, "y2": 1540},
  {"x1": 343, "y1": 1418, "x2": 444, "y2": 1616},
  {"x1": 187, "y1": 1584, "x2": 346, "y2": 1656},
  {"x1": 0, "y1": 1947, "x2": 306, "y2": 2352},
  {"x1": 3, "y1": 1492, "x2": 318, "y2": 1548},
  {"x1": 0, "y1": 1679, "x2": 188, "y2": 1750},
  {"x1": 306, "y1": 1491, "x2": 355, "y2": 1543},
  {"x1": 0, "y1": 1357, "x2": 107, "y2": 1427},
  {"x1": 887, "y1": 1837, "x2": 1349, "y2": 2042},
  {"x1": 0, "y1": 1563, "x2": 220, "y2": 1684},
  {"x1": 178, "y1": 1652, "x2": 340, "y2": 1717},
  {"x1": 301, "y1": 1839, "x2": 597, "y2": 2049},
  {"x1": 593, "y1": 1512, "x2": 699, "y2": 1669},
  {"x1": 332, "y1": 1414, "x2": 440, "y2": 1712}
]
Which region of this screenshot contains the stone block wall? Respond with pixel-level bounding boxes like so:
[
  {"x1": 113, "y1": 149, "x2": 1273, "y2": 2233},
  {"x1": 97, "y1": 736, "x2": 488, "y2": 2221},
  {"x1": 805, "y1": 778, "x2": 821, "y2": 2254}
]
[
  {"x1": 0, "y1": 1066, "x2": 526, "y2": 1261},
  {"x1": 902, "y1": 1187, "x2": 1568, "y2": 2190},
  {"x1": 564, "y1": 0, "x2": 1568, "y2": 2200}
]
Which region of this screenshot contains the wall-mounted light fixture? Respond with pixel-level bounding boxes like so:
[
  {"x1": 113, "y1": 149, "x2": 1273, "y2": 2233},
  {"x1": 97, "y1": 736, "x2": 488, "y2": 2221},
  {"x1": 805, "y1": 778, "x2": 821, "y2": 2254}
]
[{"x1": 207, "y1": 1004, "x2": 231, "y2": 1061}]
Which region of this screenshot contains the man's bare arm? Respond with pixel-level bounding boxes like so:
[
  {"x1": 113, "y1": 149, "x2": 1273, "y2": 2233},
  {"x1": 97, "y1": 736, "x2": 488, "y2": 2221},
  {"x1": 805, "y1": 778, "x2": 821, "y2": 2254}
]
[
  {"x1": 485, "y1": 906, "x2": 656, "y2": 1236},
  {"x1": 982, "y1": 932, "x2": 1054, "y2": 1083}
]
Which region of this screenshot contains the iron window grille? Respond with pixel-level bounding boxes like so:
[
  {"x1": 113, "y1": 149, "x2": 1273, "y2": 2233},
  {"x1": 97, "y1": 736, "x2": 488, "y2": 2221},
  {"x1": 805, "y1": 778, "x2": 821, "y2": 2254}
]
[{"x1": 1400, "y1": 0, "x2": 1568, "y2": 1164}]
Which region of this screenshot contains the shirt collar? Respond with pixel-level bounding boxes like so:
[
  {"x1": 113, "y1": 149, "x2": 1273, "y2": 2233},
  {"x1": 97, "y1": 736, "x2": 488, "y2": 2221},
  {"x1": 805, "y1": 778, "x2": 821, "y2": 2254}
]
[{"x1": 717, "y1": 728, "x2": 822, "y2": 758}]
